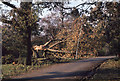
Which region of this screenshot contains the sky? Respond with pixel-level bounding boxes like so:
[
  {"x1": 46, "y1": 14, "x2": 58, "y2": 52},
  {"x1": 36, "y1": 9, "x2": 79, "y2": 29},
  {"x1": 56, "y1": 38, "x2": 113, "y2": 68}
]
[
  {"x1": 0, "y1": 0, "x2": 119, "y2": 24},
  {"x1": 0, "y1": 0, "x2": 119, "y2": 17},
  {"x1": 0, "y1": 0, "x2": 87, "y2": 20}
]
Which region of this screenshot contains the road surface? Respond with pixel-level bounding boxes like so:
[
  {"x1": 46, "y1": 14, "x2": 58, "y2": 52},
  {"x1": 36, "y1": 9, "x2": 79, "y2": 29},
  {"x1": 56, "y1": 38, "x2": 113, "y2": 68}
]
[{"x1": 5, "y1": 56, "x2": 115, "y2": 81}]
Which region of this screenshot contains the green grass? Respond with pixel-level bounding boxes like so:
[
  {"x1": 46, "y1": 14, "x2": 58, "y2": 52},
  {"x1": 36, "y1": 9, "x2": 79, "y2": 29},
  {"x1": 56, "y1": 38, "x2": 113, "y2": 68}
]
[
  {"x1": 2, "y1": 64, "x2": 33, "y2": 78},
  {"x1": 89, "y1": 57, "x2": 120, "y2": 80}
]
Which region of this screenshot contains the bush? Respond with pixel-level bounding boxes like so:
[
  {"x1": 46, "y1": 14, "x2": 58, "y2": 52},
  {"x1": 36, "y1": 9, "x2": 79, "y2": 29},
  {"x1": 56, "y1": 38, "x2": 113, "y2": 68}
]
[
  {"x1": 98, "y1": 50, "x2": 105, "y2": 56},
  {"x1": 2, "y1": 55, "x2": 15, "y2": 64}
]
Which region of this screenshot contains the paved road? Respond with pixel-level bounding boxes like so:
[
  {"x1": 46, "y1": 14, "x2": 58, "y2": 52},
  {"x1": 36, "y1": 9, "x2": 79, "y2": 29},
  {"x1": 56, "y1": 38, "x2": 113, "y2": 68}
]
[{"x1": 8, "y1": 56, "x2": 115, "y2": 81}]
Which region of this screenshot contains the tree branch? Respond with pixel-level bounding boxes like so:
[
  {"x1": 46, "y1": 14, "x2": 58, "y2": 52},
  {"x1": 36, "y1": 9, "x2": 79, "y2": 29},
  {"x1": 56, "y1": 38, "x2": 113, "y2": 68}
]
[
  {"x1": 43, "y1": 40, "x2": 52, "y2": 47},
  {"x1": 47, "y1": 48, "x2": 75, "y2": 54},
  {"x1": 2, "y1": 2, "x2": 17, "y2": 9},
  {"x1": 1, "y1": 19, "x2": 12, "y2": 25},
  {"x1": 76, "y1": 2, "x2": 96, "y2": 8},
  {"x1": 48, "y1": 40, "x2": 66, "y2": 49}
]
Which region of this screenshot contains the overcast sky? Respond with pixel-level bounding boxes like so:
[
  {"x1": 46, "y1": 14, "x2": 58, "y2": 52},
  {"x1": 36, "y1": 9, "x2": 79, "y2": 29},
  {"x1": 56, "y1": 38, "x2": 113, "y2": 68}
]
[
  {"x1": 0, "y1": 0, "x2": 87, "y2": 19},
  {"x1": 0, "y1": 0, "x2": 119, "y2": 21}
]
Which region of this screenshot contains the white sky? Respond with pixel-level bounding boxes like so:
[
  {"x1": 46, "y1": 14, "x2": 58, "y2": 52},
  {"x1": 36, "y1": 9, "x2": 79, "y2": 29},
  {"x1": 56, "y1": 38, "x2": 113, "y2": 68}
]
[
  {"x1": 0, "y1": 0, "x2": 119, "y2": 16},
  {"x1": 0, "y1": 0, "x2": 119, "y2": 19},
  {"x1": 0, "y1": 0, "x2": 85, "y2": 18},
  {"x1": 0, "y1": 0, "x2": 119, "y2": 28}
]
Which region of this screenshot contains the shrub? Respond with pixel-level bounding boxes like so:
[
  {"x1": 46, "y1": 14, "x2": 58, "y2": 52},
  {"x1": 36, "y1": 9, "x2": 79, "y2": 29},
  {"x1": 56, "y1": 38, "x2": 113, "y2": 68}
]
[
  {"x1": 2, "y1": 55, "x2": 15, "y2": 64},
  {"x1": 98, "y1": 50, "x2": 105, "y2": 56}
]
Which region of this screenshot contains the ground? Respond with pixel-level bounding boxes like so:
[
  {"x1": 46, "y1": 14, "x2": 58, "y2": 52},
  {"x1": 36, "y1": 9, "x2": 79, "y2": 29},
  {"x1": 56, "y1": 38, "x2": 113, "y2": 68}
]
[
  {"x1": 1, "y1": 56, "x2": 117, "y2": 81},
  {"x1": 89, "y1": 57, "x2": 120, "y2": 80},
  {"x1": 1, "y1": 58, "x2": 80, "y2": 79}
]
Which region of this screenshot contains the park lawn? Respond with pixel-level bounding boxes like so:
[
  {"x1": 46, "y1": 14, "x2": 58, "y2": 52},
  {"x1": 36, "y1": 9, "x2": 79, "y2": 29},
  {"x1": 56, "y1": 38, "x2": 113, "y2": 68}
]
[{"x1": 89, "y1": 57, "x2": 120, "y2": 80}]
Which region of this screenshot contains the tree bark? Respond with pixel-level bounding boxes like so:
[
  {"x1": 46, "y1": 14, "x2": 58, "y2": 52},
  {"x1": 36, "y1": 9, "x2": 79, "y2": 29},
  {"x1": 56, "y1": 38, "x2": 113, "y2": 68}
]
[
  {"x1": 76, "y1": 25, "x2": 83, "y2": 59},
  {"x1": 26, "y1": 25, "x2": 32, "y2": 65},
  {"x1": 20, "y1": 2, "x2": 33, "y2": 65}
]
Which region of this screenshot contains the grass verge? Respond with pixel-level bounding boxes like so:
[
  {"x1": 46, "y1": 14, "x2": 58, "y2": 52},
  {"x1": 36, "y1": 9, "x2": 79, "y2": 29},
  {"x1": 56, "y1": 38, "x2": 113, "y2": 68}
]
[{"x1": 89, "y1": 57, "x2": 120, "y2": 80}]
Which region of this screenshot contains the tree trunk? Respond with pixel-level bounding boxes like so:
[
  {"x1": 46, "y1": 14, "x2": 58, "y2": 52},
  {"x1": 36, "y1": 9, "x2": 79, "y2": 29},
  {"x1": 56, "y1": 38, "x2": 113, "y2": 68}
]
[
  {"x1": 20, "y1": 2, "x2": 33, "y2": 65},
  {"x1": 26, "y1": 26, "x2": 32, "y2": 65},
  {"x1": 76, "y1": 25, "x2": 83, "y2": 59}
]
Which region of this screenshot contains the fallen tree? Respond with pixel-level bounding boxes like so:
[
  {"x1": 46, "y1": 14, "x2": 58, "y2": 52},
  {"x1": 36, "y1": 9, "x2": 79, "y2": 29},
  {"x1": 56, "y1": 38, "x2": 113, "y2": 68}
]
[{"x1": 32, "y1": 39, "x2": 75, "y2": 58}]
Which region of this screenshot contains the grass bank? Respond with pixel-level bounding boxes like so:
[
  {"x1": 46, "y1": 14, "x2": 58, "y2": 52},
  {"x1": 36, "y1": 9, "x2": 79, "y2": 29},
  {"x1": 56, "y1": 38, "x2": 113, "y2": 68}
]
[{"x1": 89, "y1": 57, "x2": 120, "y2": 80}]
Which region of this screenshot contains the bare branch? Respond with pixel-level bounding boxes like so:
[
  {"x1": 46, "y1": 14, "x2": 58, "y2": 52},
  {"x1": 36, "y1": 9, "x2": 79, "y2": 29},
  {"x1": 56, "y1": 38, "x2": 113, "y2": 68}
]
[
  {"x1": 43, "y1": 40, "x2": 52, "y2": 47},
  {"x1": 47, "y1": 48, "x2": 75, "y2": 54},
  {"x1": 1, "y1": 18, "x2": 12, "y2": 25},
  {"x1": 2, "y1": 2, "x2": 17, "y2": 9},
  {"x1": 76, "y1": 2, "x2": 96, "y2": 8},
  {"x1": 48, "y1": 40, "x2": 66, "y2": 49}
]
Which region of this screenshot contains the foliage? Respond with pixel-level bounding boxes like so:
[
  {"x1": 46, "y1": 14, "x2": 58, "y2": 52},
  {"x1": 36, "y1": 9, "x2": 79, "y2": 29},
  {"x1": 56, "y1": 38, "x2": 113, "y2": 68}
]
[
  {"x1": 88, "y1": 2, "x2": 120, "y2": 55},
  {"x1": 97, "y1": 50, "x2": 106, "y2": 56},
  {"x1": 2, "y1": 55, "x2": 15, "y2": 64},
  {"x1": 2, "y1": 25, "x2": 26, "y2": 58},
  {"x1": 48, "y1": 2, "x2": 120, "y2": 57},
  {"x1": 55, "y1": 16, "x2": 104, "y2": 57}
]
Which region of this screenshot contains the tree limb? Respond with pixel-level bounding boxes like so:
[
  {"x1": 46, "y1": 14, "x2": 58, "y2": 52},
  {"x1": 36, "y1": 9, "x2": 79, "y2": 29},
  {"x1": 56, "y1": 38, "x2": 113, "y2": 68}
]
[
  {"x1": 48, "y1": 40, "x2": 66, "y2": 49},
  {"x1": 2, "y1": 2, "x2": 17, "y2": 9},
  {"x1": 76, "y1": 2, "x2": 96, "y2": 8},
  {"x1": 43, "y1": 40, "x2": 52, "y2": 47},
  {"x1": 43, "y1": 39, "x2": 63, "y2": 47},
  {"x1": 1, "y1": 19, "x2": 12, "y2": 25},
  {"x1": 47, "y1": 48, "x2": 74, "y2": 54}
]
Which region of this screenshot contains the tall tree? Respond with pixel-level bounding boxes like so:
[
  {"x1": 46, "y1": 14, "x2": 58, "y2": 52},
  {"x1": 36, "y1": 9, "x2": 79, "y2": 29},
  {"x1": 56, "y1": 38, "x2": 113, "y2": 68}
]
[
  {"x1": 88, "y1": 2, "x2": 120, "y2": 55},
  {"x1": 2, "y1": 2, "x2": 37, "y2": 65}
]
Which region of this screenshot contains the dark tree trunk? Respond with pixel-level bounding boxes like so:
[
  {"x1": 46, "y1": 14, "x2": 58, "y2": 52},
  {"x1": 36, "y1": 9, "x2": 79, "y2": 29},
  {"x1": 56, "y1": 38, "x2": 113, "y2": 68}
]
[
  {"x1": 20, "y1": 2, "x2": 33, "y2": 65},
  {"x1": 26, "y1": 26, "x2": 32, "y2": 65}
]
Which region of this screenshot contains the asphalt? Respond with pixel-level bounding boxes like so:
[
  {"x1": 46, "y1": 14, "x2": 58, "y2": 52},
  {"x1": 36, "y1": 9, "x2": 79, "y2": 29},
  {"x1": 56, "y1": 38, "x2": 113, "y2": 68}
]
[{"x1": 2, "y1": 56, "x2": 116, "y2": 81}]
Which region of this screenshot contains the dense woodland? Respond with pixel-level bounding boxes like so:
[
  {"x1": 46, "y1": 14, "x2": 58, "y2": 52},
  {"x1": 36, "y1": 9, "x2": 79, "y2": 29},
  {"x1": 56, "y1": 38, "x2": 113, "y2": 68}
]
[{"x1": 1, "y1": 1, "x2": 120, "y2": 65}]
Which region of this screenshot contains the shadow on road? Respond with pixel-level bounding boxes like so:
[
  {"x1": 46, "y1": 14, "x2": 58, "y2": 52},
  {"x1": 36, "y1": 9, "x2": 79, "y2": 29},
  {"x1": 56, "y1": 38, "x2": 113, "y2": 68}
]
[
  {"x1": 2, "y1": 79, "x2": 83, "y2": 81},
  {"x1": 2, "y1": 70, "x2": 90, "y2": 81}
]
